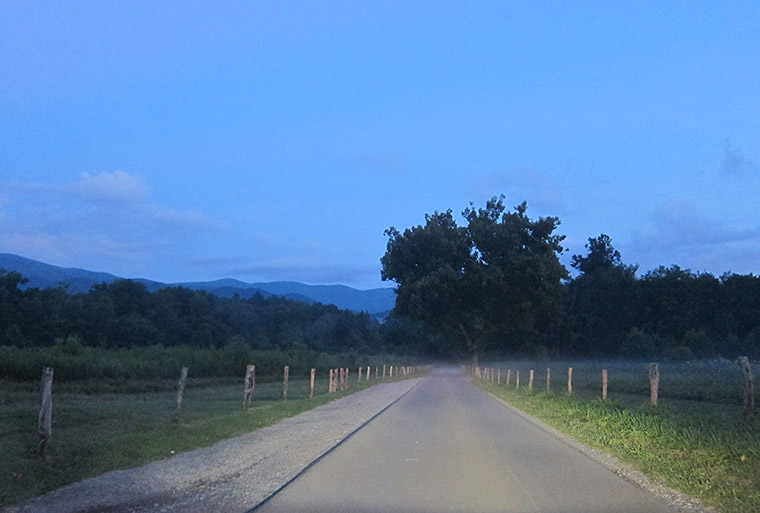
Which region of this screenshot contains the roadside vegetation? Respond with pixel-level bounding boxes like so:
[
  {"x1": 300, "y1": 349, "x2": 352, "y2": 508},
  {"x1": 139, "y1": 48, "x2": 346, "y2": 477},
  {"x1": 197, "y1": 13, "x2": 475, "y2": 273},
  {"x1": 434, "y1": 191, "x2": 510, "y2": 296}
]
[
  {"x1": 0, "y1": 370, "x2": 421, "y2": 508},
  {"x1": 474, "y1": 359, "x2": 760, "y2": 513}
]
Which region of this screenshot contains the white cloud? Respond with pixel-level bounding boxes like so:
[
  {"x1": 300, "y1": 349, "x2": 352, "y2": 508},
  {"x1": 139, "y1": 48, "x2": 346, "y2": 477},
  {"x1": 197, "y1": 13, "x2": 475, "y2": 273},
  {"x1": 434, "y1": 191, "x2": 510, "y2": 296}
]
[
  {"x1": 0, "y1": 171, "x2": 225, "y2": 273},
  {"x1": 71, "y1": 170, "x2": 151, "y2": 205}
]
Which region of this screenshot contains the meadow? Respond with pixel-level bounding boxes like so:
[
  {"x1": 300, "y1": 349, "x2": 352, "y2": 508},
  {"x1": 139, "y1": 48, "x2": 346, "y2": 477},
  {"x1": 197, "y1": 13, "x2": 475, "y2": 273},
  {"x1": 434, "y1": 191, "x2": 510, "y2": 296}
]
[
  {"x1": 475, "y1": 359, "x2": 760, "y2": 513},
  {"x1": 0, "y1": 368, "x2": 416, "y2": 508}
]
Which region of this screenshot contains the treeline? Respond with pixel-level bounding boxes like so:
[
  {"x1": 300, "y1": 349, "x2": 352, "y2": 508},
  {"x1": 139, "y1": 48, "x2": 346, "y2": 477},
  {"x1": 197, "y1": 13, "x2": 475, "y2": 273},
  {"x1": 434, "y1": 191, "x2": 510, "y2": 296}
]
[
  {"x1": 381, "y1": 197, "x2": 760, "y2": 361},
  {"x1": 0, "y1": 271, "x2": 426, "y2": 380},
  {"x1": 564, "y1": 236, "x2": 760, "y2": 359}
]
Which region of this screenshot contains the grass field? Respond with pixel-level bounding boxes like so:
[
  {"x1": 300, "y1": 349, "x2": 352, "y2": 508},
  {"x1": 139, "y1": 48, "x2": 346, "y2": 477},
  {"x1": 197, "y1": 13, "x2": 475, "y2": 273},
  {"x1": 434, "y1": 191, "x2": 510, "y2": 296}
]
[
  {"x1": 0, "y1": 369, "x2": 418, "y2": 508},
  {"x1": 474, "y1": 359, "x2": 760, "y2": 513}
]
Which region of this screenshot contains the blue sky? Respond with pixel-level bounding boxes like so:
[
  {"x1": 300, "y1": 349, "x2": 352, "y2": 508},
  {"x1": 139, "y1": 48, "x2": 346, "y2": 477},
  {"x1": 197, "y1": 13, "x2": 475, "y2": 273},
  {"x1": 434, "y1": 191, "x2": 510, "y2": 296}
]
[{"x1": 1, "y1": 1, "x2": 759, "y2": 289}]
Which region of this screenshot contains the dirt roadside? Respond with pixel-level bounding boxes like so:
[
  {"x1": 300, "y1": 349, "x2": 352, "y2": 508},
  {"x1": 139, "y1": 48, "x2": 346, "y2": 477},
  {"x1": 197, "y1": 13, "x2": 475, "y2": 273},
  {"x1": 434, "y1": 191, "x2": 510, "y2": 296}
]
[{"x1": 6, "y1": 378, "x2": 423, "y2": 513}]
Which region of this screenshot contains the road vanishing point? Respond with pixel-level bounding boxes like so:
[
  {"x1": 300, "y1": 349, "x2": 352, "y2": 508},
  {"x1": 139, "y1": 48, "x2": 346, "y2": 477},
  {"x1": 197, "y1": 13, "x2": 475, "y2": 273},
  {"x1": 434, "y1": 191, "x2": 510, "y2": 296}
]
[{"x1": 253, "y1": 367, "x2": 678, "y2": 513}]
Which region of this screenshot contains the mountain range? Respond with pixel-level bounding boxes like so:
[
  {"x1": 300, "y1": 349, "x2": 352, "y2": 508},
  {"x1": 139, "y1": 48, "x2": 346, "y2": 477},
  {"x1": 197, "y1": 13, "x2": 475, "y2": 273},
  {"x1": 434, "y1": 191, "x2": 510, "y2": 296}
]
[{"x1": 0, "y1": 253, "x2": 396, "y2": 318}]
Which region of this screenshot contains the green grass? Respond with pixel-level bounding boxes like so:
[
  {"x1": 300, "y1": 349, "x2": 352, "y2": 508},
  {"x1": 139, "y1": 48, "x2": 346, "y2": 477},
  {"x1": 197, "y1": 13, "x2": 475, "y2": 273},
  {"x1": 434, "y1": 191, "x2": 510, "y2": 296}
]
[
  {"x1": 0, "y1": 370, "x2": 420, "y2": 507},
  {"x1": 473, "y1": 360, "x2": 760, "y2": 513}
]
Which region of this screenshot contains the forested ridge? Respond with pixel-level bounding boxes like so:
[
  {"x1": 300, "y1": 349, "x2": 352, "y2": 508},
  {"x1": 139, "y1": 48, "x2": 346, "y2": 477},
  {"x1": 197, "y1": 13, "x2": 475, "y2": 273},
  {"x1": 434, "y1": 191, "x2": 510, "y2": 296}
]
[
  {"x1": 2, "y1": 197, "x2": 759, "y2": 367},
  {"x1": 0, "y1": 273, "x2": 429, "y2": 380}
]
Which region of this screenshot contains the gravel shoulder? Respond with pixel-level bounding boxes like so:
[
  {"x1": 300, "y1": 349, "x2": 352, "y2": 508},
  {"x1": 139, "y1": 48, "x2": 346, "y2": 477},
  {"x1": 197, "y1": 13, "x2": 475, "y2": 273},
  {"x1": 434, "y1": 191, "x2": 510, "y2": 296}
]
[{"x1": 9, "y1": 378, "x2": 423, "y2": 513}]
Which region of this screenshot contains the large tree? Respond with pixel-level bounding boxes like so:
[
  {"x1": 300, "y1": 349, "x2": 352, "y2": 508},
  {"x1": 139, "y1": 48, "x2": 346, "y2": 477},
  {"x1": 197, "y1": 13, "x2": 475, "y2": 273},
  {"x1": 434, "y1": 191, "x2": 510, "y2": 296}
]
[
  {"x1": 381, "y1": 196, "x2": 568, "y2": 361},
  {"x1": 565, "y1": 234, "x2": 638, "y2": 355}
]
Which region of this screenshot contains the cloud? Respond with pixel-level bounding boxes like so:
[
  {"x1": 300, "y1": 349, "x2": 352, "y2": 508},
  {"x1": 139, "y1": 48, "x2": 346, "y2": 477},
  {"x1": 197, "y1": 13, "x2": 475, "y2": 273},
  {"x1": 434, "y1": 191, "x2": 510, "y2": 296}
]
[
  {"x1": 719, "y1": 140, "x2": 759, "y2": 176},
  {"x1": 628, "y1": 199, "x2": 760, "y2": 275},
  {"x1": 0, "y1": 171, "x2": 225, "y2": 271},
  {"x1": 71, "y1": 171, "x2": 151, "y2": 205}
]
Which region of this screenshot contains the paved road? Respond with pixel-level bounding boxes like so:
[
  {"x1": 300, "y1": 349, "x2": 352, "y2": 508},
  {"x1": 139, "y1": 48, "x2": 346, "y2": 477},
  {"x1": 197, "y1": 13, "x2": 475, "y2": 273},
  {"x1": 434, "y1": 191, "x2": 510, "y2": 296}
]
[{"x1": 253, "y1": 367, "x2": 677, "y2": 513}]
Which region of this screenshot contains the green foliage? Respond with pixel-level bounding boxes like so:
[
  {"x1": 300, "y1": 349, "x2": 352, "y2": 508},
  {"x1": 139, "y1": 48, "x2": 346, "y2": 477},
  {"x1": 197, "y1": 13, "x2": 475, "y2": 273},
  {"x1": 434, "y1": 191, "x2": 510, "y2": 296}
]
[
  {"x1": 0, "y1": 271, "x2": 427, "y2": 378},
  {"x1": 567, "y1": 234, "x2": 638, "y2": 356},
  {"x1": 382, "y1": 196, "x2": 567, "y2": 360},
  {"x1": 0, "y1": 343, "x2": 402, "y2": 382},
  {"x1": 3, "y1": 210, "x2": 760, "y2": 363},
  {"x1": 619, "y1": 327, "x2": 661, "y2": 358},
  {"x1": 475, "y1": 361, "x2": 760, "y2": 513},
  {"x1": 566, "y1": 237, "x2": 760, "y2": 359}
]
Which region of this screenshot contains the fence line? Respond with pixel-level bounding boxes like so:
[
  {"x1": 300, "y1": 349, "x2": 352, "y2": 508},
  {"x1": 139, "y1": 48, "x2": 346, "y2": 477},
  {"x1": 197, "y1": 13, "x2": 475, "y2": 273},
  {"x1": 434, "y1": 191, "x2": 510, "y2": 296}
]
[
  {"x1": 470, "y1": 358, "x2": 756, "y2": 418},
  {"x1": 173, "y1": 366, "x2": 188, "y2": 423},
  {"x1": 649, "y1": 363, "x2": 659, "y2": 406},
  {"x1": 243, "y1": 364, "x2": 255, "y2": 409},
  {"x1": 34, "y1": 362, "x2": 429, "y2": 457},
  {"x1": 739, "y1": 357, "x2": 755, "y2": 419},
  {"x1": 37, "y1": 367, "x2": 54, "y2": 459}
]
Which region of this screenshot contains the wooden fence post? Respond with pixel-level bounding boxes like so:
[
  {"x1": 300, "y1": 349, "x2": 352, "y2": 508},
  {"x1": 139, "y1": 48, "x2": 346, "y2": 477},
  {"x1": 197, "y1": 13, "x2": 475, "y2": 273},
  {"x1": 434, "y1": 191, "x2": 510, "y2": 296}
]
[
  {"x1": 174, "y1": 366, "x2": 188, "y2": 423},
  {"x1": 546, "y1": 368, "x2": 551, "y2": 392},
  {"x1": 383, "y1": 365, "x2": 386, "y2": 378},
  {"x1": 367, "y1": 366, "x2": 371, "y2": 381},
  {"x1": 568, "y1": 367, "x2": 573, "y2": 394},
  {"x1": 497, "y1": 368, "x2": 501, "y2": 385},
  {"x1": 243, "y1": 364, "x2": 255, "y2": 410},
  {"x1": 344, "y1": 368, "x2": 349, "y2": 389},
  {"x1": 310, "y1": 368, "x2": 316, "y2": 398},
  {"x1": 528, "y1": 370, "x2": 534, "y2": 391},
  {"x1": 375, "y1": 366, "x2": 378, "y2": 378},
  {"x1": 506, "y1": 369, "x2": 511, "y2": 386},
  {"x1": 37, "y1": 367, "x2": 54, "y2": 459},
  {"x1": 283, "y1": 366, "x2": 289, "y2": 401},
  {"x1": 739, "y1": 357, "x2": 755, "y2": 419},
  {"x1": 358, "y1": 366, "x2": 363, "y2": 382},
  {"x1": 602, "y1": 369, "x2": 608, "y2": 401},
  {"x1": 649, "y1": 363, "x2": 660, "y2": 406},
  {"x1": 516, "y1": 370, "x2": 520, "y2": 390}
]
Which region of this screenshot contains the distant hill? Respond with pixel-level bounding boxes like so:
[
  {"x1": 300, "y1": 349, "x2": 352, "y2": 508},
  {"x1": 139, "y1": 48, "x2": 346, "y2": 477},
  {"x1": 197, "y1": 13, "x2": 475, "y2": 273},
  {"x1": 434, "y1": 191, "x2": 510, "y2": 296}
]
[{"x1": 0, "y1": 253, "x2": 396, "y2": 318}]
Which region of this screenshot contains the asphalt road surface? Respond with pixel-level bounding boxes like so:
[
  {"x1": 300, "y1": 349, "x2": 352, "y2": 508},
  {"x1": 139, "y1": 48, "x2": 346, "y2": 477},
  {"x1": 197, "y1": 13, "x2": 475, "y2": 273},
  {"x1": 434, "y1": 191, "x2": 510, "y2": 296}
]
[{"x1": 253, "y1": 367, "x2": 678, "y2": 513}]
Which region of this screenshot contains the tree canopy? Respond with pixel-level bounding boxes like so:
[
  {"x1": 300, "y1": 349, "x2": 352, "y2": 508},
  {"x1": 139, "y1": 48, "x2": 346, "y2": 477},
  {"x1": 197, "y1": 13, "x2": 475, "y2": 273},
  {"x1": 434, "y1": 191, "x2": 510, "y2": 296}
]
[
  {"x1": 381, "y1": 196, "x2": 568, "y2": 361},
  {"x1": 382, "y1": 198, "x2": 760, "y2": 361}
]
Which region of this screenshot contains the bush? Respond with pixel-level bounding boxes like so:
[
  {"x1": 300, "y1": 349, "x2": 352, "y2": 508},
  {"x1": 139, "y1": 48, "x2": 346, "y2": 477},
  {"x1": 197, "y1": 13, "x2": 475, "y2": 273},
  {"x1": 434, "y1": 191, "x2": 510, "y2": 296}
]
[
  {"x1": 0, "y1": 344, "x2": 408, "y2": 382},
  {"x1": 661, "y1": 345, "x2": 695, "y2": 362},
  {"x1": 619, "y1": 327, "x2": 658, "y2": 358}
]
